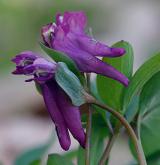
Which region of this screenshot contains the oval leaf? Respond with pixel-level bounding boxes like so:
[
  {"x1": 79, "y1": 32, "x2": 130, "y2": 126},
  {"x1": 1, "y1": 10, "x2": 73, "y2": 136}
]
[
  {"x1": 123, "y1": 52, "x2": 160, "y2": 111},
  {"x1": 138, "y1": 72, "x2": 160, "y2": 156},
  {"x1": 55, "y1": 62, "x2": 86, "y2": 106},
  {"x1": 125, "y1": 95, "x2": 139, "y2": 122},
  {"x1": 90, "y1": 76, "x2": 111, "y2": 125},
  {"x1": 97, "y1": 41, "x2": 133, "y2": 111}
]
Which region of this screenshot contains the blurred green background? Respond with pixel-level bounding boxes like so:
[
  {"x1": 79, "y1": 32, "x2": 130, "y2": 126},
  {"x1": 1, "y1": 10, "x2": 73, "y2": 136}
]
[
  {"x1": 0, "y1": 0, "x2": 160, "y2": 165},
  {"x1": 0, "y1": 0, "x2": 96, "y2": 71}
]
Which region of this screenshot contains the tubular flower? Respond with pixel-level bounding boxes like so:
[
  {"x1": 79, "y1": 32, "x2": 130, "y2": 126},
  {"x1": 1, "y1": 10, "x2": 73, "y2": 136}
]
[
  {"x1": 12, "y1": 51, "x2": 85, "y2": 151},
  {"x1": 41, "y1": 11, "x2": 129, "y2": 86}
]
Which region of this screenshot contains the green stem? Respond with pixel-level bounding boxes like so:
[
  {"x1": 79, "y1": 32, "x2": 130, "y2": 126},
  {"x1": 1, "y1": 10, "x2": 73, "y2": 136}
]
[
  {"x1": 99, "y1": 133, "x2": 118, "y2": 165},
  {"x1": 99, "y1": 124, "x2": 120, "y2": 165},
  {"x1": 137, "y1": 115, "x2": 147, "y2": 164},
  {"x1": 91, "y1": 99, "x2": 147, "y2": 165},
  {"x1": 85, "y1": 73, "x2": 92, "y2": 165},
  {"x1": 85, "y1": 106, "x2": 92, "y2": 165}
]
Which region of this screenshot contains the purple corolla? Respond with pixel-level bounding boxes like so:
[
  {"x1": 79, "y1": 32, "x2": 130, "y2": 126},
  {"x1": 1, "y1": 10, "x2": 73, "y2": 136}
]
[
  {"x1": 12, "y1": 51, "x2": 85, "y2": 150},
  {"x1": 41, "y1": 11, "x2": 129, "y2": 86}
]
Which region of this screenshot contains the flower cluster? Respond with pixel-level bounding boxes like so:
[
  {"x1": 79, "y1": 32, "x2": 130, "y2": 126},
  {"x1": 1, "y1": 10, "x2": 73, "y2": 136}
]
[{"x1": 12, "y1": 11, "x2": 129, "y2": 151}]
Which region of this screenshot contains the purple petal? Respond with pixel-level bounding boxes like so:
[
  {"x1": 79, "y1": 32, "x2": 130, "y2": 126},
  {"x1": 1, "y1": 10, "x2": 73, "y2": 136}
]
[
  {"x1": 12, "y1": 66, "x2": 25, "y2": 75},
  {"x1": 22, "y1": 65, "x2": 36, "y2": 75},
  {"x1": 77, "y1": 35, "x2": 126, "y2": 57},
  {"x1": 63, "y1": 11, "x2": 87, "y2": 33},
  {"x1": 82, "y1": 55, "x2": 129, "y2": 86},
  {"x1": 12, "y1": 51, "x2": 39, "y2": 65},
  {"x1": 25, "y1": 57, "x2": 56, "y2": 74},
  {"x1": 12, "y1": 53, "x2": 57, "y2": 84},
  {"x1": 54, "y1": 26, "x2": 65, "y2": 42},
  {"x1": 57, "y1": 88, "x2": 86, "y2": 148},
  {"x1": 33, "y1": 58, "x2": 56, "y2": 71},
  {"x1": 11, "y1": 51, "x2": 40, "y2": 75},
  {"x1": 41, "y1": 82, "x2": 71, "y2": 150}
]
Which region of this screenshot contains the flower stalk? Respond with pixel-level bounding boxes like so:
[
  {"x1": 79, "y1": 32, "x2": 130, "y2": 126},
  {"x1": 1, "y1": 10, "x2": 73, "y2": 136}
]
[
  {"x1": 85, "y1": 105, "x2": 92, "y2": 165},
  {"x1": 99, "y1": 124, "x2": 121, "y2": 165},
  {"x1": 85, "y1": 73, "x2": 92, "y2": 165},
  {"x1": 89, "y1": 98, "x2": 147, "y2": 165}
]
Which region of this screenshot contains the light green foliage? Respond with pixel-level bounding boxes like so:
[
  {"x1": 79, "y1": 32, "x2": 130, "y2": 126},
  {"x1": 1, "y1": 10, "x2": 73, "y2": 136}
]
[
  {"x1": 55, "y1": 62, "x2": 86, "y2": 106},
  {"x1": 138, "y1": 72, "x2": 160, "y2": 156},
  {"x1": 123, "y1": 53, "x2": 160, "y2": 112}
]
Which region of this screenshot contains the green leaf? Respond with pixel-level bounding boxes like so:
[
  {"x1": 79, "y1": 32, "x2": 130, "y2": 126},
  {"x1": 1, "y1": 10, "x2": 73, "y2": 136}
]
[
  {"x1": 77, "y1": 114, "x2": 108, "y2": 165},
  {"x1": 97, "y1": 41, "x2": 133, "y2": 111},
  {"x1": 14, "y1": 135, "x2": 53, "y2": 165},
  {"x1": 47, "y1": 154, "x2": 73, "y2": 165},
  {"x1": 63, "y1": 149, "x2": 77, "y2": 160},
  {"x1": 125, "y1": 95, "x2": 139, "y2": 122},
  {"x1": 138, "y1": 72, "x2": 160, "y2": 156},
  {"x1": 39, "y1": 42, "x2": 84, "y2": 83},
  {"x1": 77, "y1": 147, "x2": 85, "y2": 165},
  {"x1": 90, "y1": 76, "x2": 111, "y2": 126},
  {"x1": 55, "y1": 62, "x2": 86, "y2": 106},
  {"x1": 123, "y1": 52, "x2": 160, "y2": 111},
  {"x1": 90, "y1": 115, "x2": 109, "y2": 165}
]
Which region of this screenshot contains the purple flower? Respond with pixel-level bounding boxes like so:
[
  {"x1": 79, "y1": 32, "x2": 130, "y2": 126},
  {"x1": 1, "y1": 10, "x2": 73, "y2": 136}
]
[
  {"x1": 12, "y1": 51, "x2": 85, "y2": 150},
  {"x1": 41, "y1": 11, "x2": 129, "y2": 86}
]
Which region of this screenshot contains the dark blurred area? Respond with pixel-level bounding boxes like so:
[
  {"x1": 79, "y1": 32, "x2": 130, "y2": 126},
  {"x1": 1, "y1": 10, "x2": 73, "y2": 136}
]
[{"x1": 0, "y1": 0, "x2": 160, "y2": 164}]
